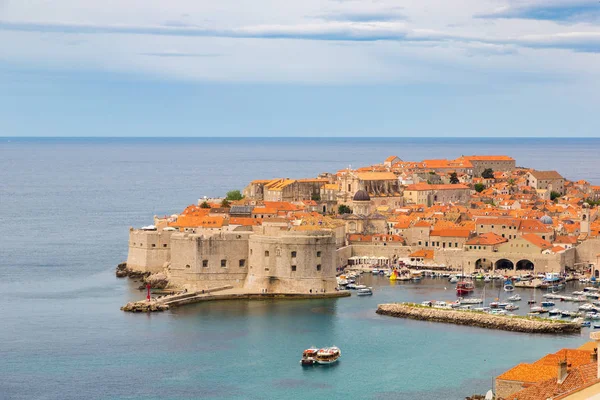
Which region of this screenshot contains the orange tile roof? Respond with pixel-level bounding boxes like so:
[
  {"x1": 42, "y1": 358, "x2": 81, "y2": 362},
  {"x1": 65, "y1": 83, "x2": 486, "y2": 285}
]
[
  {"x1": 405, "y1": 183, "x2": 470, "y2": 191},
  {"x1": 474, "y1": 217, "x2": 521, "y2": 227},
  {"x1": 429, "y1": 229, "x2": 471, "y2": 238},
  {"x1": 521, "y1": 233, "x2": 553, "y2": 249},
  {"x1": 356, "y1": 171, "x2": 397, "y2": 181},
  {"x1": 413, "y1": 220, "x2": 431, "y2": 228},
  {"x1": 409, "y1": 249, "x2": 434, "y2": 259},
  {"x1": 252, "y1": 207, "x2": 278, "y2": 214},
  {"x1": 229, "y1": 217, "x2": 262, "y2": 226},
  {"x1": 462, "y1": 155, "x2": 514, "y2": 161},
  {"x1": 497, "y1": 363, "x2": 557, "y2": 383}
]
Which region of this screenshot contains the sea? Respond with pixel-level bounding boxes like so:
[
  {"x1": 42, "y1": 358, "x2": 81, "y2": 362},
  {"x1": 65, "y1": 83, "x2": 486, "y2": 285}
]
[{"x1": 1, "y1": 137, "x2": 600, "y2": 400}]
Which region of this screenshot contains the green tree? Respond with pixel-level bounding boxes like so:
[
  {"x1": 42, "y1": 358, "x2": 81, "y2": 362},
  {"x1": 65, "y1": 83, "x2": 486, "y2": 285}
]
[
  {"x1": 474, "y1": 183, "x2": 485, "y2": 193},
  {"x1": 226, "y1": 190, "x2": 244, "y2": 201},
  {"x1": 200, "y1": 201, "x2": 211, "y2": 209},
  {"x1": 338, "y1": 204, "x2": 352, "y2": 214},
  {"x1": 220, "y1": 199, "x2": 231, "y2": 208},
  {"x1": 449, "y1": 172, "x2": 459, "y2": 184},
  {"x1": 481, "y1": 168, "x2": 494, "y2": 179},
  {"x1": 311, "y1": 193, "x2": 321, "y2": 201},
  {"x1": 550, "y1": 191, "x2": 561, "y2": 201}
]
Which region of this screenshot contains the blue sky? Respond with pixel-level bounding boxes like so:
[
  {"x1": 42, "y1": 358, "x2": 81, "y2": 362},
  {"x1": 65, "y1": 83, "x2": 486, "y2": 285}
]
[{"x1": 1, "y1": 0, "x2": 599, "y2": 137}]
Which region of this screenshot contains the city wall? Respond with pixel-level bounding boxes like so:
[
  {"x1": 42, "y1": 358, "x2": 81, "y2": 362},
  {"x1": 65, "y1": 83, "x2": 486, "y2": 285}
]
[{"x1": 126, "y1": 229, "x2": 172, "y2": 273}]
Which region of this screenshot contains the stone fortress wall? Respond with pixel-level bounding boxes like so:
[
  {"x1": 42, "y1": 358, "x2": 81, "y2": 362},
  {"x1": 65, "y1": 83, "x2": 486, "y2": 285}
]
[{"x1": 126, "y1": 227, "x2": 600, "y2": 290}]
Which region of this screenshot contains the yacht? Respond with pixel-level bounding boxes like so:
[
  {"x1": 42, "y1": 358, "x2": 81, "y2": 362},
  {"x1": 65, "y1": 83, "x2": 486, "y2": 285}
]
[
  {"x1": 456, "y1": 280, "x2": 475, "y2": 296},
  {"x1": 503, "y1": 280, "x2": 515, "y2": 292}
]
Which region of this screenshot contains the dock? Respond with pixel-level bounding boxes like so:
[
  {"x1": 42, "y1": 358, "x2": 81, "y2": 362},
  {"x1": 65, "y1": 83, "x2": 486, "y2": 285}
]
[
  {"x1": 376, "y1": 303, "x2": 581, "y2": 334},
  {"x1": 121, "y1": 287, "x2": 350, "y2": 312}
]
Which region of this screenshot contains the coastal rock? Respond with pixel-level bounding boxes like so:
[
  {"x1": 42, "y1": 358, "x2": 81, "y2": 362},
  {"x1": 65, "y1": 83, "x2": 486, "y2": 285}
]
[
  {"x1": 376, "y1": 303, "x2": 580, "y2": 334},
  {"x1": 120, "y1": 301, "x2": 169, "y2": 313},
  {"x1": 143, "y1": 272, "x2": 169, "y2": 289}
]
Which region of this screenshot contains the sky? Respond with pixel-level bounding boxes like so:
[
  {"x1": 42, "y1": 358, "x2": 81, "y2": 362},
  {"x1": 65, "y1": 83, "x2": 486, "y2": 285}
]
[{"x1": 1, "y1": 0, "x2": 599, "y2": 137}]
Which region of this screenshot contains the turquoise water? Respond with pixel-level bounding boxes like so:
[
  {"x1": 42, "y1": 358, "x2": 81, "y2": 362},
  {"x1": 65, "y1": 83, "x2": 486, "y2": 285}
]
[{"x1": 1, "y1": 137, "x2": 599, "y2": 400}]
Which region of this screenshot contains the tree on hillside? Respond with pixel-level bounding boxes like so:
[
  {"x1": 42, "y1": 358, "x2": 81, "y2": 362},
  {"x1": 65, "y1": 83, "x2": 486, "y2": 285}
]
[
  {"x1": 311, "y1": 193, "x2": 321, "y2": 201},
  {"x1": 481, "y1": 168, "x2": 494, "y2": 179},
  {"x1": 550, "y1": 191, "x2": 561, "y2": 201},
  {"x1": 221, "y1": 199, "x2": 231, "y2": 208},
  {"x1": 338, "y1": 204, "x2": 352, "y2": 214},
  {"x1": 474, "y1": 183, "x2": 485, "y2": 193},
  {"x1": 449, "y1": 172, "x2": 459, "y2": 184},
  {"x1": 200, "y1": 201, "x2": 211, "y2": 209},
  {"x1": 226, "y1": 190, "x2": 244, "y2": 201}
]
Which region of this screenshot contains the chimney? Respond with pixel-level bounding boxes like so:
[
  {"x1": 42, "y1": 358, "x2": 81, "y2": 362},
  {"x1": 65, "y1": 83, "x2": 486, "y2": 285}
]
[
  {"x1": 558, "y1": 360, "x2": 568, "y2": 384},
  {"x1": 591, "y1": 348, "x2": 598, "y2": 364}
]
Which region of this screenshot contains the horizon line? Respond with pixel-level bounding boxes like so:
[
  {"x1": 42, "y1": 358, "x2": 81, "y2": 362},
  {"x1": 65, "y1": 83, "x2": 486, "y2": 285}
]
[{"x1": 2, "y1": 136, "x2": 599, "y2": 139}]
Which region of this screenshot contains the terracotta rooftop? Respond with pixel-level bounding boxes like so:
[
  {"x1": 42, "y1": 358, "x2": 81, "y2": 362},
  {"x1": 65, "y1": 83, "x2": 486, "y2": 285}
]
[
  {"x1": 465, "y1": 232, "x2": 508, "y2": 246},
  {"x1": 429, "y1": 229, "x2": 471, "y2": 238},
  {"x1": 529, "y1": 170, "x2": 564, "y2": 180}
]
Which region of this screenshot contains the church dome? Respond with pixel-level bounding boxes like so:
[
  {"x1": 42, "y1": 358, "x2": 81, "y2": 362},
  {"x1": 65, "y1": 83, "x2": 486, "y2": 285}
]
[
  {"x1": 540, "y1": 215, "x2": 553, "y2": 224},
  {"x1": 353, "y1": 189, "x2": 370, "y2": 202}
]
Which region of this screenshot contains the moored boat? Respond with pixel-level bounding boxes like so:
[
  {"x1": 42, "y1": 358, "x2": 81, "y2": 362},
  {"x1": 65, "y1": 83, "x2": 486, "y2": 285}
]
[
  {"x1": 508, "y1": 294, "x2": 521, "y2": 302},
  {"x1": 456, "y1": 280, "x2": 475, "y2": 296},
  {"x1": 357, "y1": 287, "x2": 373, "y2": 296}
]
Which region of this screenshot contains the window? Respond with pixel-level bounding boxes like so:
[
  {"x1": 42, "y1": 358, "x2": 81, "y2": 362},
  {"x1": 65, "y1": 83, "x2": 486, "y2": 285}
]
[
  {"x1": 425, "y1": 242, "x2": 428, "y2": 247},
  {"x1": 316, "y1": 264, "x2": 321, "y2": 271},
  {"x1": 291, "y1": 265, "x2": 297, "y2": 272},
  {"x1": 455, "y1": 243, "x2": 458, "y2": 247},
  {"x1": 317, "y1": 251, "x2": 321, "y2": 257},
  {"x1": 418, "y1": 241, "x2": 422, "y2": 246},
  {"x1": 163, "y1": 244, "x2": 167, "y2": 248},
  {"x1": 221, "y1": 259, "x2": 227, "y2": 268},
  {"x1": 265, "y1": 251, "x2": 270, "y2": 257},
  {"x1": 151, "y1": 244, "x2": 156, "y2": 247},
  {"x1": 202, "y1": 260, "x2": 208, "y2": 268},
  {"x1": 291, "y1": 251, "x2": 297, "y2": 258},
  {"x1": 185, "y1": 264, "x2": 191, "y2": 269},
  {"x1": 250, "y1": 249, "x2": 253, "y2": 255},
  {"x1": 239, "y1": 259, "x2": 246, "y2": 268}
]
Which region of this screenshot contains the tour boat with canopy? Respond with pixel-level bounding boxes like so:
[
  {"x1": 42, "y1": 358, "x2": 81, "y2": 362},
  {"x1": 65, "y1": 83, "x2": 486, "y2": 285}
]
[
  {"x1": 300, "y1": 347, "x2": 319, "y2": 366},
  {"x1": 315, "y1": 347, "x2": 341, "y2": 365}
]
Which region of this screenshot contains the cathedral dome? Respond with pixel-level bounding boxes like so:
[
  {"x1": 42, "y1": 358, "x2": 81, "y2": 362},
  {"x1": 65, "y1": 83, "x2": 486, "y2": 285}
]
[
  {"x1": 539, "y1": 215, "x2": 553, "y2": 224},
  {"x1": 353, "y1": 189, "x2": 370, "y2": 202}
]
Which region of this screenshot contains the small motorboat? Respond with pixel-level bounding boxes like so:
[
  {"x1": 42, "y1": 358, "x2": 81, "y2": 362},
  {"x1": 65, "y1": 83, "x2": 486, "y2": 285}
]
[
  {"x1": 449, "y1": 276, "x2": 459, "y2": 284},
  {"x1": 357, "y1": 287, "x2": 373, "y2": 296},
  {"x1": 490, "y1": 302, "x2": 499, "y2": 308},
  {"x1": 300, "y1": 348, "x2": 319, "y2": 366},
  {"x1": 421, "y1": 301, "x2": 432, "y2": 307},
  {"x1": 315, "y1": 347, "x2": 341, "y2": 365},
  {"x1": 459, "y1": 298, "x2": 483, "y2": 305},
  {"x1": 355, "y1": 285, "x2": 367, "y2": 290},
  {"x1": 541, "y1": 301, "x2": 555, "y2": 307},
  {"x1": 503, "y1": 280, "x2": 515, "y2": 292},
  {"x1": 548, "y1": 308, "x2": 561, "y2": 315},
  {"x1": 527, "y1": 300, "x2": 537, "y2": 305},
  {"x1": 508, "y1": 294, "x2": 521, "y2": 302},
  {"x1": 581, "y1": 321, "x2": 591, "y2": 327},
  {"x1": 484, "y1": 276, "x2": 491, "y2": 283},
  {"x1": 580, "y1": 304, "x2": 595, "y2": 311},
  {"x1": 504, "y1": 304, "x2": 519, "y2": 311},
  {"x1": 593, "y1": 325, "x2": 600, "y2": 329},
  {"x1": 498, "y1": 302, "x2": 510, "y2": 309}
]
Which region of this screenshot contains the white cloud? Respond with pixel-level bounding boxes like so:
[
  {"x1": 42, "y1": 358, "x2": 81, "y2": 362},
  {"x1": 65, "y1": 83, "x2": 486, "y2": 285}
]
[{"x1": 0, "y1": 0, "x2": 598, "y2": 83}]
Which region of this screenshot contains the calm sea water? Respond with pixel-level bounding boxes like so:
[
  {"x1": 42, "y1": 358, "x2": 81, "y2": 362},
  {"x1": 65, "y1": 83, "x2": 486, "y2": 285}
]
[{"x1": 1, "y1": 137, "x2": 600, "y2": 400}]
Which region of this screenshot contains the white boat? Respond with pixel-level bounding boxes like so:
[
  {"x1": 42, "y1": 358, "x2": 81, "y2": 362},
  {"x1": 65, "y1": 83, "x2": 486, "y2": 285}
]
[
  {"x1": 474, "y1": 307, "x2": 491, "y2": 312},
  {"x1": 357, "y1": 287, "x2": 373, "y2": 296},
  {"x1": 503, "y1": 283, "x2": 515, "y2": 292},
  {"x1": 421, "y1": 301, "x2": 432, "y2": 307},
  {"x1": 572, "y1": 291, "x2": 585, "y2": 296},
  {"x1": 586, "y1": 313, "x2": 600, "y2": 320},
  {"x1": 449, "y1": 276, "x2": 459, "y2": 284},
  {"x1": 315, "y1": 347, "x2": 341, "y2": 365},
  {"x1": 459, "y1": 298, "x2": 483, "y2": 305},
  {"x1": 580, "y1": 303, "x2": 595, "y2": 311},
  {"x1": 507, "y1": 294, "x2": 521, "y2": 302},
  {"x1": 355, "y1": 285, "x2": 367, "y2": 290},
  {"x1": 504, "y1": 304, "x2": 519, "y2": 311},
  {"x1": 548, "y1": 308, "x2": 561, "y2": 315},
  {"x1": 484, "y1": 276, "x2": 491, "y2": 283}
]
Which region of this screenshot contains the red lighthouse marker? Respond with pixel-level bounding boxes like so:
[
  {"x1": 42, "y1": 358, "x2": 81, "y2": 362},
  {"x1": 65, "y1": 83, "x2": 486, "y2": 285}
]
[{"x1": 146, "y1": 283, "x2": 151, "y2": 302}]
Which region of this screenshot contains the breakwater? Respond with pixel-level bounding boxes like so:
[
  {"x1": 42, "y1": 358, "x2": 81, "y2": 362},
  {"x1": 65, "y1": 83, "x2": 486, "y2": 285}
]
[{"x1": 376, "y1": 303, "x2": 581, "y2": 334}]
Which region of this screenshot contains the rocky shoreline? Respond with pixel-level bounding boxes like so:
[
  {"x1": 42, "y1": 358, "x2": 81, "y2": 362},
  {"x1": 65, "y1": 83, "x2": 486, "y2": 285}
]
[
  {"x1": 376, "y1": 303, "x2": 581, "y2": 334},
  {"x1": 115, "y1": 262, "x2": 171, "y2": 290}
]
